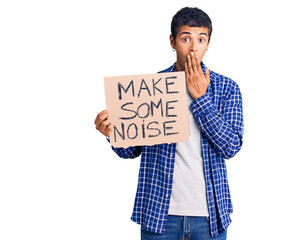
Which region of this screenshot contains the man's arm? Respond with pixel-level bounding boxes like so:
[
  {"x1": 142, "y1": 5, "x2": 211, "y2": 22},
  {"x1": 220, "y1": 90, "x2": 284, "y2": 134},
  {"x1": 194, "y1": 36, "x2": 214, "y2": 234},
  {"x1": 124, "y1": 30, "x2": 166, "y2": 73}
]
[
  {"x1": 185, "y1": 52, "x2": 243, "y2": 159},
  {"x1": 110, "y1": 143, "x2": 142, "y2": 159},
  {"x1": 191, "y1": 86, "x2": 244, "y2": 159}
]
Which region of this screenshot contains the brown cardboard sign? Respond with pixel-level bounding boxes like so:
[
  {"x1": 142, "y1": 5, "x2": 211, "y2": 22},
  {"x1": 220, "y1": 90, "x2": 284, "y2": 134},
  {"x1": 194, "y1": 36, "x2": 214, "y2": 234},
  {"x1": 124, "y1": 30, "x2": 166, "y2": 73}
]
[{"x1": 104, "y1": 71, "x2": 189, "y2": 148}]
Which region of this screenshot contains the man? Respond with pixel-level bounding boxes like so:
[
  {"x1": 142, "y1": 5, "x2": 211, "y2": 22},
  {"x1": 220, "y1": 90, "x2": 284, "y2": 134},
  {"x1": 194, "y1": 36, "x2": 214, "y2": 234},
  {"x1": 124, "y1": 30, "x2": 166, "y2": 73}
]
[{"x1": 95, "y1": 7, "x2": 243, "y2": 240}]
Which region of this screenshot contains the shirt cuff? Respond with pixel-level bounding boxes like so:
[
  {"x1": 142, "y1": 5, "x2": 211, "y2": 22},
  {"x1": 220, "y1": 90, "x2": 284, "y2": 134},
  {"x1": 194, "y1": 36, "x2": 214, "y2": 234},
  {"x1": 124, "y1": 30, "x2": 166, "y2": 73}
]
[{"x1": 190, "y1": 93, "x2": 213, "y2": 117}]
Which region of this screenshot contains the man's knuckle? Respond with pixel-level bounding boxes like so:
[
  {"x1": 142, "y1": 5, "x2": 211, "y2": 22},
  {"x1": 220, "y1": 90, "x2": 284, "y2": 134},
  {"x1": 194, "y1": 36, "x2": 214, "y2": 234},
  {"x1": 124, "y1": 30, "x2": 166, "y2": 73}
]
[{"x1": 102, "y1": 121, "x2": 108, "y2": 127}]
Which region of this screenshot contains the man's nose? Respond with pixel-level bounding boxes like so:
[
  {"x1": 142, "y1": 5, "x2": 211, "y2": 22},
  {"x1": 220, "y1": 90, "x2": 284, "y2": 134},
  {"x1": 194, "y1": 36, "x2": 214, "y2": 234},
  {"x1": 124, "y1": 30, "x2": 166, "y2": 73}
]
[{"x1": 190, "y1": 42, "x2": 197, "y2": 52}]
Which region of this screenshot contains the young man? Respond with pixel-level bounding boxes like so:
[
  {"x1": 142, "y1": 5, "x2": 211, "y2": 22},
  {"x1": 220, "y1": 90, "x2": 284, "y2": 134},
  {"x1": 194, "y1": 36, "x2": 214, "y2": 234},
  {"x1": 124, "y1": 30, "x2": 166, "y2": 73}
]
[{"x1": 95, "y1": 7, "x2": 243, "y2": 240}]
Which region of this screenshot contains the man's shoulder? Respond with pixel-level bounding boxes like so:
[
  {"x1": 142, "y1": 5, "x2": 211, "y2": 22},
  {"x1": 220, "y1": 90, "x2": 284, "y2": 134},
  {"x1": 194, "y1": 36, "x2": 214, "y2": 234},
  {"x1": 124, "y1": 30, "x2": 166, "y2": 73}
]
[{"x1": 209, "y1": 68, "x2": 240, "y2": 92}]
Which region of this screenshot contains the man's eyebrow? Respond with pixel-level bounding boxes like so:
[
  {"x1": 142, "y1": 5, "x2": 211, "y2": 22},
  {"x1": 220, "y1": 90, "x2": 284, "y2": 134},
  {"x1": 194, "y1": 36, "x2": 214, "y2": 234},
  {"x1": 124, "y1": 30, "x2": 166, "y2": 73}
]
[
  {"x1": 179, "y1": 32, "x2": 208, "y2": 37},
  {"x1": 179, "y1": 31, "x2": 192, "y2": 36}
]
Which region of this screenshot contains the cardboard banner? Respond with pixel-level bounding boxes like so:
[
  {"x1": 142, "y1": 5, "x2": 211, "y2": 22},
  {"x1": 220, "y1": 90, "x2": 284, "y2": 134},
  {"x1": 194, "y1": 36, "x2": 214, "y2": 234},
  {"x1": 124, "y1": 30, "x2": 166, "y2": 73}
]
[{"x1": 104, "y1": 71, "x2": 189, "y2": 148}]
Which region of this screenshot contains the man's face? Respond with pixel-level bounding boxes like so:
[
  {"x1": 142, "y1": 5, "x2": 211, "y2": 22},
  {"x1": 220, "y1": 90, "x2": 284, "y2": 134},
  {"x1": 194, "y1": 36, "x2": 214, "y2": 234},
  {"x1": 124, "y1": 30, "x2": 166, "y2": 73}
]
[{"x1": 170, "y1": 25, "x2": 210, "y2": 71}]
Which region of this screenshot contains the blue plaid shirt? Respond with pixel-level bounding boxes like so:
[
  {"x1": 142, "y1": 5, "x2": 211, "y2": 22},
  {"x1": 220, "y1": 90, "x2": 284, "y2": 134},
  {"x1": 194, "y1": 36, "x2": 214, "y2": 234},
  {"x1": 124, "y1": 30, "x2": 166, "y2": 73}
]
[{"x1": 109, "y1": 62, "x2": 244, "y2": 237}]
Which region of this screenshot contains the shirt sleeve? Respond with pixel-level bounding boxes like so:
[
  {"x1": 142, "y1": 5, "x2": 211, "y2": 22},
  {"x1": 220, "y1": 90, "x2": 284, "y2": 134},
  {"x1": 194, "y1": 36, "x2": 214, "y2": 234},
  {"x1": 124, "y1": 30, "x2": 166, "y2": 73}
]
[
  {"x1": 106, "y1": 137, "x2": 142, "y2": 159},
  {"x1": 190, "y1": 84, "x2": 244, "y2": 159}
]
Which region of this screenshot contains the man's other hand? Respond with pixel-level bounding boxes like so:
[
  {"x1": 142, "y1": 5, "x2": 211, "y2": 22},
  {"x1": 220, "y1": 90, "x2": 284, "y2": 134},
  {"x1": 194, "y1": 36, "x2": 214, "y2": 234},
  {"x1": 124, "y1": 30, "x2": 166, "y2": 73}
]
[{"x1": 94, "y1": 110, "x2": 113, "y2": 137}]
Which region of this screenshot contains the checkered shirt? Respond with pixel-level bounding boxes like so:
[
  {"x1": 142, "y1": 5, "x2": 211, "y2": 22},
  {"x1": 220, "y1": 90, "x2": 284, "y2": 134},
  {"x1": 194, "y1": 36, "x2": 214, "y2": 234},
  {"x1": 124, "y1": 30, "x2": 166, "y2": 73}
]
[{"x1": 109, "y1": 62, "x2": 244, "y2": 237}]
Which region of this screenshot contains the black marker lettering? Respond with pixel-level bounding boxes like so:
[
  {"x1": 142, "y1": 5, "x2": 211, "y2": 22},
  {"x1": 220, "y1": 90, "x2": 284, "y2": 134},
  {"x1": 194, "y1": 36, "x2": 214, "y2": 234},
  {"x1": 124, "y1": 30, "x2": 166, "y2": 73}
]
[
  {"x1": 113, "y1": 123, "x2": 125, "y2": 142},
  {"x1": 127, "y1": 123, "x2": 138, "y2": 139},
  {"x1": 147, "y1": 121, "x2": 161, "y2": 138},
  {"x1": 141, "y1": 120, "x2": 146, "y2": 138},
  {"x1": 120, "y1": 102, "x2": 137, "y2": 120},
  {"x1": 152, "y1": 78, "x2": 163, "y2": 95},
  {"x1": 163, "y1": 120, "x2": 178, "y2": 136},
  {"x1": 165, "y1": 76, "x2": 179, "y2": 94},
  {"x1": 137, "y1": 103, "x2": 150, "y2": 119},
  {"x1": 166, "y1": 100, "x2": 178, "y2": 117},
  {"x1": 118, "y1": 80, "x2": 134, "y2": 100},
  {"x1": 150, "y1": 98, "x2": 163, "y2": 117},
  {"x1": 138, "y1": 79, "x2": 151, "y2": 98}
]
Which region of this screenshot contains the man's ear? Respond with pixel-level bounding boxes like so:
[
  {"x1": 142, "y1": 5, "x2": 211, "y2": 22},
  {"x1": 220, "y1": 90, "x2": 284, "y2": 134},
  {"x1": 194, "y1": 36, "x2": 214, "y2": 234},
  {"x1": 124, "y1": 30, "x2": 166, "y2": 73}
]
[{"x1": 170, "y1": 34, "x2": 176, "y2": 49}]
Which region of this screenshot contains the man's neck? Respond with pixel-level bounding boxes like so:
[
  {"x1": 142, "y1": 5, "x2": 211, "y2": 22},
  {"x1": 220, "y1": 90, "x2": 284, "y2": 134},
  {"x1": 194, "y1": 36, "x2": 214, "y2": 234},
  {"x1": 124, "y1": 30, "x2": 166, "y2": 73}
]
[{"x1": 174, "y1": 62, "x2": 183, "y2": 72}]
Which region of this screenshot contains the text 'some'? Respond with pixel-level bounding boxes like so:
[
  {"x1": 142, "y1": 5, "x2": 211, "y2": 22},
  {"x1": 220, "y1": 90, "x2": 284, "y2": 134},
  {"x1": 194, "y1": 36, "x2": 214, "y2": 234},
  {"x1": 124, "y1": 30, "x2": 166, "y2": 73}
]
[{"x1": 104, "y1": 71, "x2": 189, "y2": 148}]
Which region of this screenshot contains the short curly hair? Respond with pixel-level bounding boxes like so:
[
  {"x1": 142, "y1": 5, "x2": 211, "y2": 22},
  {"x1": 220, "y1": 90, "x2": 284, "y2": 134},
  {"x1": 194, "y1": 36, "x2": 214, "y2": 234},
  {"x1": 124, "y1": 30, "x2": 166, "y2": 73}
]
[{"x1": 171, "y1": 7, "x2": 212, "y2": 42}]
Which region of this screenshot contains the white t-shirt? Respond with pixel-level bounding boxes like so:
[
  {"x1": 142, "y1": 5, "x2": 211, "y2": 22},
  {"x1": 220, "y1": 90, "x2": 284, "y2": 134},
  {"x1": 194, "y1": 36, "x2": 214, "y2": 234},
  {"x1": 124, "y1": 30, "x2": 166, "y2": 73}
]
[{"x1": 168, "y1": 89, "x2": 209, "y2": 216}]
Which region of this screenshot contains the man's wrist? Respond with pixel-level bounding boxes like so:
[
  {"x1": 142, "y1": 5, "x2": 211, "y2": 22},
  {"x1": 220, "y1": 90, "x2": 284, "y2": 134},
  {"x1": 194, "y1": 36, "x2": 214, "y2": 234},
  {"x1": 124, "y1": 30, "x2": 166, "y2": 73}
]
[{"x1": 190, "y1": 93, "x2": 212, "y2": 116}]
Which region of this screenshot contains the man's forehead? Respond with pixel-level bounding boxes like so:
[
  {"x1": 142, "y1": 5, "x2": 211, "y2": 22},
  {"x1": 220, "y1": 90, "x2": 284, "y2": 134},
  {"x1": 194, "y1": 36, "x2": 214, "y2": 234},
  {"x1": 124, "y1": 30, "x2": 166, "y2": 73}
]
[{"x1": 178, "y1": 25, "x2": 209, "y2": 35}]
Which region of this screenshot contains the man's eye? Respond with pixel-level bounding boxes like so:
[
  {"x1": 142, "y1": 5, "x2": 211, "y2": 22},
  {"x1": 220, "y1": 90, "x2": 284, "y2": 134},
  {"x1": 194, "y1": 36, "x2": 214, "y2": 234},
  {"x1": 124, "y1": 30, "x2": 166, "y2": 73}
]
[
  {"x1": 182, "y1": 37, "x2": 189, "y2": 42},
  {"x1": 200, "y1": 38, "x2": 205, "y2": 43}
]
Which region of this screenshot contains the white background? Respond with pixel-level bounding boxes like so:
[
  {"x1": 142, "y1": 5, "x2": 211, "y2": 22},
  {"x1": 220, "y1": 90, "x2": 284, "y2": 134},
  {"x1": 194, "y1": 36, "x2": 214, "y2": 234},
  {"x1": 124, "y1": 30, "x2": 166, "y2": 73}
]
[{"x1": 1, "y1": 0, "x2": 294, "y2": 239}]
